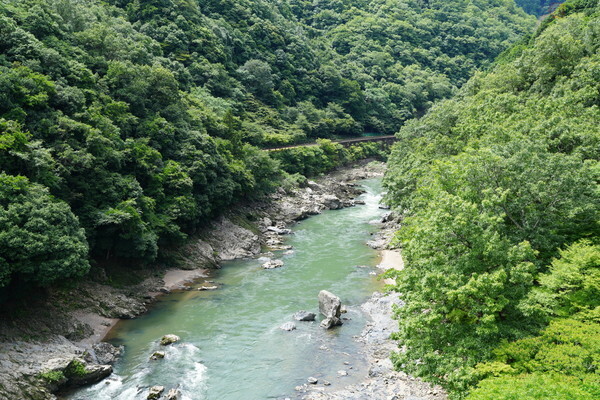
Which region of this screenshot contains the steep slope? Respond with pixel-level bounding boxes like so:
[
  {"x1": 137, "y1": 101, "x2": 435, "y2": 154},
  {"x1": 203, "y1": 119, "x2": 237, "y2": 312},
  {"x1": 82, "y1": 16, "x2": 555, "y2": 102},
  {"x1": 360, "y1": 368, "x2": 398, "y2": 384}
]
[
  {"x1": 384, "y1": 0, "x2": 600, "y2": 398},
  {"x1": 0, "y1": 0, "x2": 536, "y2": 299}
]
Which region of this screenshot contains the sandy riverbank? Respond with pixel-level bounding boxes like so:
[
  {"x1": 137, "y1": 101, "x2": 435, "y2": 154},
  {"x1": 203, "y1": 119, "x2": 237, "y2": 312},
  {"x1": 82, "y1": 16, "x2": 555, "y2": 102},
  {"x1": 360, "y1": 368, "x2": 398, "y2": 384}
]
[
  {"x1": 75, "y1": 268, "x2": 211, "y2": 345},
  {"x1": 378, "y1": 249, "x2": 404, "y2": 285}
]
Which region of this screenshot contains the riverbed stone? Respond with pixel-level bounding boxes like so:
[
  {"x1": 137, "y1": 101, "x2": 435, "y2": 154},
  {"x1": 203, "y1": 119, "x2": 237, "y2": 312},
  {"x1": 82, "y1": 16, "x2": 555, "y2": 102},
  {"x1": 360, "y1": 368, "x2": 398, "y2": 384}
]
[
  {"x1": 267, "y1": 226, "x2": 292, "y2": 235},
  {"x1": 322, "y1": 195, "x2": 342, "y2": 210},
  {"x1": 280, "y1": 322, "x2": 297, "y2": 331},
  {"x1": 318, "y1": 290, "x2": 343, "y2": 329},
  {"x1": 150, "y1": 351, "x2": 165, "y2": 360},
  {"x1": 320, "y1": 317, "x2": 338, "y2": 329},
  {"x1": 148, "y1": 385, "x2": 165, "y2": 400},
  {"x1": 166, "y1": 388, "x2": 180, "y2": 399},
  {"x1": 308, "y1": 377, "x2": 318, "y2": 384},
  {"x1": 160, "y1": 334, "x2": 180, "y2": 346},
  {"x1": 263, "y1": 259, "x2": 284, "y2": 269},
  {"x1": 294, "y1": 311, "x2": 316, "y2": 321}
]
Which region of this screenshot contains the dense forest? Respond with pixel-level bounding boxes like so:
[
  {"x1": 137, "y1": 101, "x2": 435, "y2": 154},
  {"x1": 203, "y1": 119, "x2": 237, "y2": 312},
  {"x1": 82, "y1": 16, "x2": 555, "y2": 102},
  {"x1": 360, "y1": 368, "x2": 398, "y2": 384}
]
[
  {"x1": 0, "y1": 0, "x2": 541, "y2": 299},
  {"x1": 384, "y1": 0, "x2": 600, "y2": 398}
]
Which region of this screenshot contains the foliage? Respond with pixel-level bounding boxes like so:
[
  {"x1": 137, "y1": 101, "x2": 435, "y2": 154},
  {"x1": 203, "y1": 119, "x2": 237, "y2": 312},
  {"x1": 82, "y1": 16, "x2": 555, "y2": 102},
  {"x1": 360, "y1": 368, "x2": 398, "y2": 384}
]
[
  {"x1": 64, "y1": 359, "x2": 87, "y2": 378},
  {"x1": 467, "y1": 373, "x2": 599, "y2": 400},
  {"x1": 38, "y1": 370, "x2": 65, "y2": 384},
  {"x1": 384, "y1": 0, "x2": 600, "y2": 398},
  {"x1": 270, "y1": 140, "x2": 389, "y2": 176},
  {"x1": 524, "y1": 241, "x2": 600, "y2": 322},
  {"x1": 0, "y1": 173, "x2": 89, "y2": 289},
  {"x1": 467, "y1": 318, "x2": 600, "y2": 399}
]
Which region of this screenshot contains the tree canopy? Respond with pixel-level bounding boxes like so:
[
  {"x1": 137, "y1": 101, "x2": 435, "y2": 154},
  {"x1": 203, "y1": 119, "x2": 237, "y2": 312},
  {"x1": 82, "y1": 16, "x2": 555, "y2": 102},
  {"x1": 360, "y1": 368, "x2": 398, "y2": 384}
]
[
  {"x1": 384, "y1": 1, "x2": 600, "y2": 397},
  {"x1": 0, "y1": 0, "x2": 538, "y2": 295}
]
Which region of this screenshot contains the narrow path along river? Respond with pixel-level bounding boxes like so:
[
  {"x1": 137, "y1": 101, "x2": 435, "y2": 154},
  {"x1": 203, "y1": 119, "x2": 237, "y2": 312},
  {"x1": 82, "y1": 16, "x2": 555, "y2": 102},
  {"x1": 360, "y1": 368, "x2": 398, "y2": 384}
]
[{"x1": 67, "y1": 178, "x2": 388, "y2": 400}]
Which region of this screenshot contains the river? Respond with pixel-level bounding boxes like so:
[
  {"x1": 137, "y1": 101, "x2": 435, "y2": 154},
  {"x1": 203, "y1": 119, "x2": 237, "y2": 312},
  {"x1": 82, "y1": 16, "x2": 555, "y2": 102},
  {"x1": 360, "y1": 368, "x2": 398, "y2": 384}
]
[{"x1": 66, "y1": 178, "x2": 387, "y2": 400}]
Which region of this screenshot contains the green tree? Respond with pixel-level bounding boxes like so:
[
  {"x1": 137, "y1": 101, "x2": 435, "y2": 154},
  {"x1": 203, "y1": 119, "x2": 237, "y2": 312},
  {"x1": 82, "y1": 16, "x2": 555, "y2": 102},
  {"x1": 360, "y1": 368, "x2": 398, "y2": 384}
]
[{"x1": 0, "y1": 173, "x2": 89, "y2": 288}]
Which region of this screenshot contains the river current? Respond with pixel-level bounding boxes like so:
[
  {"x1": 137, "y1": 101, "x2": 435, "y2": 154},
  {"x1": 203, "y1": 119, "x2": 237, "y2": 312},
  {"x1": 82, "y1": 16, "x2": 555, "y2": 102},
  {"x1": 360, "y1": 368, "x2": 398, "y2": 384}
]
[{"x1": 67, "y1": 178, "x2": 386, "y2": 400}]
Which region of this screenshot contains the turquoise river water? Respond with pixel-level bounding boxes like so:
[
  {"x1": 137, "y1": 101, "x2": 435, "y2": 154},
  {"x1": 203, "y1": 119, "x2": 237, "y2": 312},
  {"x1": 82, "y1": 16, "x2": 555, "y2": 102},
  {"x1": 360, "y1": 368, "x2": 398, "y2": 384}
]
[{"x1": 67, "y1": 178, "x2": 387, "y2": 400}]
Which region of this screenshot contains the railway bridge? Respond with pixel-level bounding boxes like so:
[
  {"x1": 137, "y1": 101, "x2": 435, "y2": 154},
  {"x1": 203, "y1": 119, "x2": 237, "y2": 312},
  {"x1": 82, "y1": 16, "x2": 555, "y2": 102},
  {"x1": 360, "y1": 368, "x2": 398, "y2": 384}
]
[{"x1": 266, "y1": 135, "x2": 397, "y2": 151}]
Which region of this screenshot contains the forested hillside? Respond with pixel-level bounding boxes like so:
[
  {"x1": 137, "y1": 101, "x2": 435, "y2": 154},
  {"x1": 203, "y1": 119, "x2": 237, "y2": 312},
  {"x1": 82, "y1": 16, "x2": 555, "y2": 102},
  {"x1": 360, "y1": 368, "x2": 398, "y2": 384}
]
[
  {"x1": 0, "y1": 0, "x2": 539, "y2": 300},
  {"x1": 384, "y1": 0, "x2": 600, "y2": 398}
]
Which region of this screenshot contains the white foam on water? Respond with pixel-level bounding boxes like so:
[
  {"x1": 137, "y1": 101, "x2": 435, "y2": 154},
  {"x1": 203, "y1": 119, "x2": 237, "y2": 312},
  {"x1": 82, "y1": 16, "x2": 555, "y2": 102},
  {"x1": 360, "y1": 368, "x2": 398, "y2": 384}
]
[{"x1": 180, "y1": 362, "x2": 208, "y2": 400}]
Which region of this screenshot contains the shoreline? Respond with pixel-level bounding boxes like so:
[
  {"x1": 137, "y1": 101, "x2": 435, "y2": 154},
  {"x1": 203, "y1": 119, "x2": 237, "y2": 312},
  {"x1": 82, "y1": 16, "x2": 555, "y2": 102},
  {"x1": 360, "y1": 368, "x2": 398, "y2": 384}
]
[{"x1": 88, "y1": 267, "x2": 212, "y2": 344}]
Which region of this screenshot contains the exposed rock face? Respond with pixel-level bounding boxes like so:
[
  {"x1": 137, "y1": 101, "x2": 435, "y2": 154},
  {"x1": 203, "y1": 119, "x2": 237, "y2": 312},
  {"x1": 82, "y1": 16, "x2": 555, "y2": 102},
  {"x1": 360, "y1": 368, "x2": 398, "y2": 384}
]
[
  {"x1": 366, "y1": 211, "x2": 401, "y2": 250},
  {"x1": 160, "y1": 334, "x2": 180, "y2": 346},
  {"x1": 208, "y1": 217, "x2": 261, "y2": 261},
  {"x1": 267, "y1": 226, "x2": 292, "y2": 235},
  {"x1": 280, "y1": 322, "x2": 297, "y2": 331},
  {"x1": 318, "y1": 291, "x2": 343, "y2": 329},
  {"x1": 0, "y1": 337, "x2": 118, "y2": 400},
  {"x1": 176, "y1": 240, "x2": 219, "y2": 270},
  {"x1": 148, "y1": 385, "x2": 165, "y2": 400},
  {"x1": 294, "y1": 311, "x2": 316, "y2": 321}
]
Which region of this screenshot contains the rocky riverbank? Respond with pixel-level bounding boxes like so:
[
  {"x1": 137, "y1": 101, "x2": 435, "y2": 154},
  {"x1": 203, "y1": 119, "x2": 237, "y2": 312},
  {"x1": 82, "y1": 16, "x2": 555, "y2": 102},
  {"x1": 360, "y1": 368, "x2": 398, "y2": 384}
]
[
  {"x1": 301, "y1": 221, "x2": 448, "y2": 400},
  {"x1": 0, "y1": 160, "x2": 386, "y2": 400}
]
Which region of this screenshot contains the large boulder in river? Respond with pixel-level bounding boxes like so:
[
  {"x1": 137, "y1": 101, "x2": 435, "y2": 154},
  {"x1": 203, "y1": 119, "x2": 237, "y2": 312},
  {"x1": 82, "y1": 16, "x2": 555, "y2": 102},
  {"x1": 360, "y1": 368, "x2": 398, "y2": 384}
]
[
  {"x1": 148, "y1": 386, "x2": 165, "y2": 400},
  {"x1": 160, "y1": 334, "x2": 180, "y2": 346},
  {"x1": 318, "y1": 290, "x2": 343, "y2": 329}
]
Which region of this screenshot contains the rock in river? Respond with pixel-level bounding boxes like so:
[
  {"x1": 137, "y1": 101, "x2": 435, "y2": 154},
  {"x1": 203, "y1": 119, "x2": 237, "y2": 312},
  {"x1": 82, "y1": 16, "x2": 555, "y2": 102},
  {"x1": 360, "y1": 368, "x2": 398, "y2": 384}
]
[
  {"x1": 66, "y1": 360, "x2": 113, "y2": 387},
  {"x1": 160, "y1": 334, "x2": 180, "y2": 346},
  {"x1": 166, "y1": 388, "x2": 180, "y2": 399},
  {"x1": 262, "y1": 259, "x2": 284, "y2": 269},
  {"x1": 321, "y1": 195, "x2": 342, "y2": 210},
  {"x1": 318, "y1": 290, "x2": 343, "y2": 329},
  {"x1": 148, "y1": 386, "x2": 165, "y2": 400},
  {"x1": 294, "y1": 311, "x2": 316, "y2": 321},
  {"x1": 280, "y1": 322, "x2": 297, "y2": 331}
]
